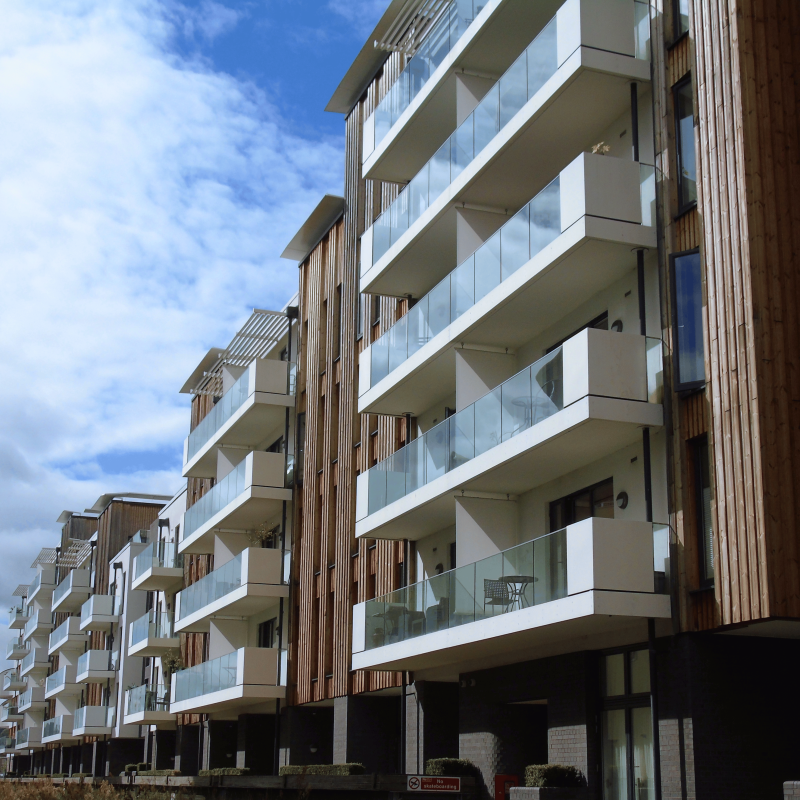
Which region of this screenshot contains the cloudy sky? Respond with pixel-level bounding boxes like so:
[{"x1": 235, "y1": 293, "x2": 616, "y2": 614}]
[{"x1": 0, "y1": 0, "x2": 384, "y2": 660}]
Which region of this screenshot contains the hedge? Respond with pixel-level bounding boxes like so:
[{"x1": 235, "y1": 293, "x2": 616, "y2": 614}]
[
  {"x1": 137, "y1": 770, "x2": 181, "y2": 777},
  {"x1": 425, "y1": 759, "x2": 482, "y2": 780},
  {"x1": 279, "y1": 764, "x2": 365, "y2": 777},
  {"x1": 524, "y1": 764, "x2": 585, "y2": 788},
  {"x1": 198, "y1": 768, "x2": 249, "y2": 777}
]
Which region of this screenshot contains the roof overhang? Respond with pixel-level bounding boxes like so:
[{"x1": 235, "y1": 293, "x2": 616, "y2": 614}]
[
  {"x1": 281, "y1": 195, "x2": 345, "y2": 262},
  {"x1": 180, "y1": 348, "x2": 224, "y2": 395},
  {"x1": 57, "y1": 510, "x2": 98, "y2": 525},
  {"x1": 85, "y1": 493, "x2": 172, "y2": 515}
]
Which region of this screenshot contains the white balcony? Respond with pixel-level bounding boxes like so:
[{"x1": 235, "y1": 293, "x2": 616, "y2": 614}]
[
  {"x1": 0, "y1": 737, "x2": 14, "y2": 754},
  {"x1": 22, "y1": 610, "x2": 53, "y2": 642},
  {"x1": 128, "y1": 611, "x2": 179, "y2": 657},
  {"x1": 75, "y1": 650, "x2": 115, "y2": 684},
  {"x1": 15, "y1": 726, "x2": 42, "y2": 751},
  {"x1": 131, "y1": 541, "x2": 184, "y2": 592},
  {"x1": 359, "y1": 0, "x2": 651, "y2": 298},
  {"x1": 360, "y1": 153, "x2": 656, "y2": 416},
  {"x1": 356, "y1": 328, "x2": 662, "y2": 541},
  {"x1": 124, "y1": 685, "x2": 174, "y2": 727},
  {"x1": 27, "y1": 568, "x2": 56, "y2": 604},
  {"x1": 72, "y1": 705, "x2": 115, "y2": 737},
  {"x1": 20, "y1": 648, "x2": 48, "y2": 677},
  {"x1": 49, "y1": 616, "x2": 88, "y2": 655},
  {"x1": 2, "y1": 672, "x2": 25, "y2": 692},
  {"x1": 178, "y1": 451, "x2": 292, "y2": 555},
  {"x1": 51, "y1": 569, "x2": 92, "y2": 613},
  {"x1": 6, "y1": 641, "x2": 28, "y2": 661},
  {"x1": 175, "y1": 548, "x2": 289, "y2": 633},
  {"x1": 18, "y1": 687, "x2": 47, "y2": 713},
  {"x1": 42, "y1": 715, "x2": 79, "y2": 744},
  {"x1": 79, "y1": 594, "x2": 120, "y2": 631},
  {"x1": 8, "y1": 606, "x2": 29, "y2": 630},
  {"x1": 0, "y1": 705, "x2": 23, "y2": 725},
  {"x1": 353, "y1": 518, "x2": 671, "y2": 674},
  {"x1": 169, "y1": 648, "x2": 286, "y2": 716},
  {"x1": 44, "y1": 665, "x2": 81, "y2": 699},
  {"x1": 183, "y1": 358, "x2": 295, "y2": 479}
]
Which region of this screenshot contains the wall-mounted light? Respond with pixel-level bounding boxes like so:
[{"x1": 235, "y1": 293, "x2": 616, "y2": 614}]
[
  {"x1": 611, "y1": 319, "x2": 624, "y2": 332},
  {"x1": 309, "y1": 745, "x2": 318, "y2": 754},
  {"x1": 616, "y1": 491, "x2": 629, "y2": 510}
]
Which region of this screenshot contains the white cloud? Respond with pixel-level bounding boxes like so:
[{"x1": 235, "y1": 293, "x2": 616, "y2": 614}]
[
  {"x1": 0, "y1": 0, "x2": 343, "y2": 658},
  {"x1": 327, "y1": 0, "x2": 387, "y2": 36}
]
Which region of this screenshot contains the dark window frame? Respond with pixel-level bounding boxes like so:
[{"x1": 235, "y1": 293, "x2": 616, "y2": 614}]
[
  {"x1": 549, "y1": 477, "x2": 614, "y2": 532},
  {"x1": 670, "y1": 247, "x2": 705, "y2": 391},
  {"x1": 671, "y1": 0, "x2": 690, "y2": 43},
  {"x1": 692, "y1": 434, "x2": 714, "y2": 588},
  {"x1": 673, "y1": 75, "x2": 698, "y2": 216}
]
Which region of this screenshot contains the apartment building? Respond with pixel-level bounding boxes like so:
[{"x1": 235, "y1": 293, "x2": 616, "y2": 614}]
[{"x1": 283, "y1": 0, "x2": 800, "y2": 798}]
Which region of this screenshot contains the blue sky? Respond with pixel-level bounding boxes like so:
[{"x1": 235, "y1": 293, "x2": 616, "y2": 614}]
[{"x1": 0, "y1": 0, "x2": 385, "y2": 659}]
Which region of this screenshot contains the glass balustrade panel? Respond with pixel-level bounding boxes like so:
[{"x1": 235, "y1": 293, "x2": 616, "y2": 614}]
[
  {"x1": 177, "y1": 553, "x2": 244, "y2": 620},
  {"x1": 182, "y1": 459, "x2": 248, "y2": 540},
  {"x1": 174, "y1": 651, "x2": 238, "y2": 703}
]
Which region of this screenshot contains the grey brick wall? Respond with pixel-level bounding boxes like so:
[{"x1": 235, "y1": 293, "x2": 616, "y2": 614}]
[
  {"x1": 785, "y1": 782, "x2": 800, "y2": 799},
  {"x1": 547, "y1": 724, "x2": 588, "y2": 777}
]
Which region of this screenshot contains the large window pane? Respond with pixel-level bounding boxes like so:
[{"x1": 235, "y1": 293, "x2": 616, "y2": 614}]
[
  {"x1": 602, "y1": 710, "x2": 629, "y2": 800},
  {"x1": 675, "y1": 80, "x2": 697, "y2": 208},
  {"x1": 673, "y1": 251, "x2": 704, "y2": 386},
  {"x1": 675, "y1": 0, "x2": 690, "y2": 37},
  {"x1": 631, "y1": 707, "x2": 654, "y2": 800}
]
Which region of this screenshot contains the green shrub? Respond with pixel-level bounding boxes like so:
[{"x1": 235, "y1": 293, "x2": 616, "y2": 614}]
[
  {"x1": 279, "y1": 764, "x2": 365, "y2": 777},
  {"x1": 137, "y1": 763, "x2": 149, "y2": 772},
  {"x1": 524, "y1": 764, "x2": 585, "y2": 788},
  {"x1": 198, "y1": 768, "x2": 249, "y2": 777},
  {"x1": 426, "y1": 759, "x2": 482, "y2": 780},
  {"x1": 49, "y1": 774, "x2": 65, "y2": 778},
  {"x1": 137, "y1": 770, "x2": 181, "y2": 777}
]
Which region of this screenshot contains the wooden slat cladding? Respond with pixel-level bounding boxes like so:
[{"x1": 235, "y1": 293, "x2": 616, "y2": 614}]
[
  {"x1": 292, "y1": 51, "x2": 411, "y2": 706},
  {"x1": 692, "y1": 0, "x2": 800, "y2": 623}
]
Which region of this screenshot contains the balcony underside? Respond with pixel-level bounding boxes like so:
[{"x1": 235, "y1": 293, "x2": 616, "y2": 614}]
[
  {"x1": 80, "y1": 615, "x2": 118, "y2": 632},
  {"x1": 356, "y1": 396, "x2": 662, "y2": 541},
  {"x1": 175, "y1": 585, "x2": 288, "y2": 634},
  {"x1": 16, "y1": 740, "x2": 43, "y2": 751},
  {"x1": 45, "y1": 684, "x2": 82, "y2": 700},
  {"x1": 72, "y1": 724, "x2": 112, "y2": 737},
  {"x1": 124, "y1": 710, "x2": 176, "y2": 728},
  {"x1": 131, "y1": 567, "x2": 184, "y2": 593},
  {"x1": 179, "y1": 486, "x2": 293, "y2": 555},
  {"x1": 21, "y1": 660, "x2": 48, "y2": 677},
  {"x1": 52, "y1": 591, "x2": 91, "y2": 614},
  {"x1": 42, "y1": 732, "x2": 79, "y2": 745},
  {"x1": 361, "y1": 48, "x2": 650, "y2": 298},
  {"x1": 354, "y1": 589, "x2": 670, "y2": 678},
  {"x1": 128, "y1": 636, "x2": 181, "y2": 658},
  {"x1": 49, "y1": 634, "x2": 89, "y2": 656},
  {"x1": 169, "y1": 686, "x2": 284, "y2": 718},
  {"x1": 361, "y1": 217, "x2": 655, "y2": 416},
  {"x1": 183, "y1": 393, "x2": 294, "y2": 479},
  {"x1": 77, "y1": 669, "x2": 115, "y2": 684}
]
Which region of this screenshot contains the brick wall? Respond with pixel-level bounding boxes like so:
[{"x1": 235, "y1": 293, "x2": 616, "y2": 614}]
[{"x1": 785, "y1": 782, "x2": 800, "y2": 799}]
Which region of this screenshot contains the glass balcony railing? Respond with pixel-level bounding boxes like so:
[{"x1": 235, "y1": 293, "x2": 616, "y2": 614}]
[
  {"x1": 3, "y1": 672, "x2": 22, "y2": 691},
  {"x1": 174, "y1": 650, "x2": 238, "y2": 703},
  {"x1": 367, "y1": 348, "x2": 563, "y2": 516},
  {"x1": 6, "y1": 641, "x2": 24, "y2": 659},
  {"x1": 80, "y1": 594, "x2": 121, "y2": 626},
  {"x1": 53, "y1": 570, "x2": 89, "y2": 608},
  {"x1": 126, "y1": 684, "x2": 170, "y2": 715},
  {"x1": 133, "y1": 541, "x2": 184, "y2": 582},
  {"x1": 42, "y1": 716, "x2": 67, "y2": 738},
  {"x1": 8, "y1": 605, "x2": 29, "y2": 625},
  {"x1": 368, "y1": 16, "x2": 559, "y2": 268},
  {"x1": 45, "y1": 667, "x2": 69, "y2": 694},
  {"x1": 366, "y1": 529, "x2": 567, "y2": 650},
  {"x1": 74, "y1": 705, "x2": 115, "y2": 730},
  {"x1": 28, "y1": 573, "x2": 42, "y2": 598},
  {"x1": 16, "y1": 728, "x2": 34, "y2": 747},
  {"x1": 130, "y1": 611, "x2": 175, "y2": 647},
  {"x1": 20, "y1": 651, "x2": 38, "y2": 672},
  {"x1": 23, "y1": 612, "x2": 44, "y2": 639},
  {"x1": 177, "y1": 552, "x2": 244, "y2": 620},
  {"x1": 49, "y1": 619, "x2": 71, "y2": 650},
  {"x1": 0, "y1": 707, "x2": 19, "y2": 721},
  {"x1": 0, "y1": 737, "x2": 14, "y2": 751},
  {"x1": 182, "y1": 459, "x2": 247, "y2": 541},
  {"x1": 18, "y1": 689, "x2": 35, "y2": 709},
  {"x1": 370, "y1": 177, "x2": 561, "y2": 387},
  {"x1": 372, "y1": 0, "x2": 485, "y2": 151}
]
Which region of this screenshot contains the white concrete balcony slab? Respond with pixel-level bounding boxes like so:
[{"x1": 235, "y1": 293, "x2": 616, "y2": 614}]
[
  {"x1": 42, "y1": 715, "x2": 79, "y2": 745},
  {"x1": 75, "y1": 650, "x2": 115, "y2": 684},
  {"x1": 353, "y1": 518, "x2": 671, "y2": 674},
  {"x1": 27, "y1": 568, "x2": 56, "y2": 604},
  {"x1": 49, "y1": 616, "x2": 89, "y2": 655},
  {"x1": 183, "y1": 358, "x2": 295, "y2": 479},
  {"x1": 360, "y1": 153, "x2": 655, "y2": 416},
  {"x1": 22, "y1": 610, "x2": 53, "y2": 642},
  {"x1": 169, "y1": 648, "x2": 286, "y2": 716},
  {"x1": 79, "y1": 594, "x2": 120, "y2": 631},
  {"x1": 0, "y1": 705, "x2": 23, "y2": 725},
  {"x1": 2, "y1": 672, "x2": 26, "y2": 693},
  {"x1": 45, "y1": 665, "x2": 82, "y2": 699},
  {"x1": 15, "y1": 726, "x2": 42, "y2": 751},
  {"x1": 178, "y1": 451, "x2": 292, "y2": 555},
  {"x1": 18, "y1": 687, "x2": 47, "y2": 713},
  {"x1": 8, "y1": 606, "x2": 29, "y2": 630},
  {"x1": 128, "y1": 611, "x2": 180, "y2": 657},
  {"x1": 51, "y1": 569, "x2": 92, "y2": 613},
  {"x1": 20, "y1": 648, "x2": 48, "y2": 677},
  {"x1": 131, "y1": 542, "x2": 184, "y2": 592},
  {"x1": 360, "y1": 0, "x2": 651, "y2": 298},
  {"x1": 72, "y1": 705, "x2": 115, "y2": 737},
  {"x1": 124, "y1": 685, "x2": 174, "y2": 727},
  {"x1": 175, "y1": 548, "x2": 289, "y2": 634},
  {"x1": 356, "y1": 328, "x2": 663, "y2": 541},
  {"x1": 6, "y1": 641, "x2": 28, "y2": 661}
]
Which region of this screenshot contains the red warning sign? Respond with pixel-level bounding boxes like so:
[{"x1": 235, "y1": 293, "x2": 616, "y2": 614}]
[{"x1": 406, "y1": 775, "x2": 462, "y2": 792}]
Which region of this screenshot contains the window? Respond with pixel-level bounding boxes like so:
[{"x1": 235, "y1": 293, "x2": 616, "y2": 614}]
[
  {"x1": 295, "y1": 413, "x2": 306, "y2": 485},
  {"x1": 257, "y1": 618, "x2": 277, "y2": 648},
  {"x1": 674, "y1": 77, "x2": 697, "y2": 211},
  {"x1": 356, "y1": 295, "x2": 364, "y2": 340},
  {"x1": 266, "y1": 436, "x2": 284, "y2": 454},
  {"x1": 693, "y1": 435, "x2": 714, "y2": 586},
  {"x1": 335, "y1": 285, "x2": 342, "y2": 359},
  {"x1": 600, "y1": 649, "x2": 653, "y2": 800},
  {"x1": 671, "y1": 249, "x2": 705, "y2": 389},
  {"x1": 673, "y1": 0, "x2": 690, "y2": 38},
  {"x1": 549, "y1": 478, "x2": 614, "y2": 531},
  {"x1": 371, "y1": 294, "x2": 381, "y2": 328},
  {"x1": 546, "y1": 312, "x2": 609, "y2": 353}
]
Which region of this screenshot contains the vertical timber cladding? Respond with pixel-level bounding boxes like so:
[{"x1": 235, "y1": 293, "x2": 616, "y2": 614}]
[
  {"x1": 87, "y1": 500, "x2": 162, "y2": 706},
  {"x1": 292, "y1": 51, "x2": 410, "y2": 705},
  {"x1": 693, "y1": 0, "x2": 800, "y2": 624}
]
